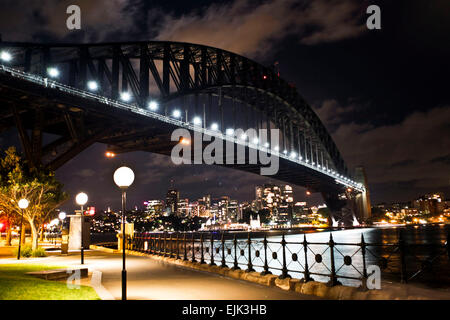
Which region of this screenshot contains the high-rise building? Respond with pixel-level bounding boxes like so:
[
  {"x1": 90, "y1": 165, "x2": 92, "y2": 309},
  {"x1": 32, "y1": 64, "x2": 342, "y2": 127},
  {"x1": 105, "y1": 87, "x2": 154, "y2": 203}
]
[
  {"x1": 255, "y1": 184, "x2": 294, "y2": 223},
  {"x1": 166, "y1": 189, "x2": 179, "y2": 215},
  {"x1": 177, "y1": 198, "x2": 190, "y2": 216},
  {"x1": 145, "y1": 200, "x2": 164, "y2": 217},
  {"x1": 413, "y1": 193, "x2": 444, "y2": 215}
]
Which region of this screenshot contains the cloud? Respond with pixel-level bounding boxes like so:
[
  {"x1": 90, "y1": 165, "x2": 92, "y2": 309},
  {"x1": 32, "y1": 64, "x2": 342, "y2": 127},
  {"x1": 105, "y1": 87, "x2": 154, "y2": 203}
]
[
  {"x1": 155, "y1": 0, "x2": 367, "y2": 58},
  {"x1": 0, "y1": 0, "x2": 367, "y2": 59},
  {"x1": 324, "y1": 104, "x2": 450, "y2": 202}
]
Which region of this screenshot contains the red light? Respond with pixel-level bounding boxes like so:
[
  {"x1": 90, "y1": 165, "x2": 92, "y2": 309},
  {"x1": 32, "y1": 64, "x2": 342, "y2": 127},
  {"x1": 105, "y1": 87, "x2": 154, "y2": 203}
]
[
  {"x1": 263, "y1": 75, "x2": 268, "y2": 80},
  {"x1": 0, "y1": 223, "x2": 4, "y2": 231},
  {"x1": 347, "y1": 188, "x2": 352, "y2": 193},
  {"x1": 85, "y1": 207, "x2": 96, "y2": 216},
  {"x1": 306, "y1": 190, "x2": 311, "y2": 196}
]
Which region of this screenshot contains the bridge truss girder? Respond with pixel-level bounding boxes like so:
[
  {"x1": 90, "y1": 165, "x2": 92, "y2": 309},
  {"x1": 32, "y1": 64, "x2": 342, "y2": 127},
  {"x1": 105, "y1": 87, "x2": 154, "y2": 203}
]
[{"x1": 0, "y1": 41, "x2": 348, "y2": 175}]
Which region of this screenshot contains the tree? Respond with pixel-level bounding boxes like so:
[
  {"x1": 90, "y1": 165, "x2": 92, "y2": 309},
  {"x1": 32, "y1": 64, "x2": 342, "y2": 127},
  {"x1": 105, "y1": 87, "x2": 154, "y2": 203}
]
[{"x1": 0, "y1": 147, "x2": 68, "y2": 249}]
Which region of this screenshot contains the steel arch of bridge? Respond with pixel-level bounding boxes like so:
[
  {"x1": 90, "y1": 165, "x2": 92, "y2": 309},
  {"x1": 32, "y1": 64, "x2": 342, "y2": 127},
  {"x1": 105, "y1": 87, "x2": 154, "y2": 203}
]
[
  {"x1": 0, "y1": 41, "x2": 371, "y2": 225},
  {"x1": 0, "y1": 41, "x2": 347, "y2": 176}
]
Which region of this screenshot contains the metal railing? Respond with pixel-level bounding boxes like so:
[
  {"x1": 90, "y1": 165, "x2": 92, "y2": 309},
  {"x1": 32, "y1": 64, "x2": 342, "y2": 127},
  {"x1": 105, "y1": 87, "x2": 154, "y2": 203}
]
[{"x1": 125, "y1": 230, "x2": 450, "y2": 288}]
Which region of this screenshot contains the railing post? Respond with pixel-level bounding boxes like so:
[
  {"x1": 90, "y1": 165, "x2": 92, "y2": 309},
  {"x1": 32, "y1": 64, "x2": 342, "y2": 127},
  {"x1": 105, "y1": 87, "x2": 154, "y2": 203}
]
[
  {"x1": 399, "y1": 229, "x2": 407, "y2": 283},
  {"x1": 279, "y1": 234, "x2": 291, "y2": 279},
  {"x1": 246, "y1": 232, "x2": 255, "y2": 272},
  {"x1": 191, "y1": 233, "x2": 197, "y2": 263},
  {"x1": 360, "y1": 234, "x2": 368, "y2": 290},
  {"x1": 200, "y1": 233, "x2": 206, "y2": 264},
  {"x1": 302, "y1": 234, "x2": 312, "y2": 282},
  {"x1": 210, "y1": 233, "x2": 216, "y2": 266},
  {"x1": 151, "y1": 234, "x2": 154, "y2": 254},
  {"x1": 183, "y1": 233, "x2": 188, "y2": 261},
  {"x1": 231, "y1": 235, "x2": 240, "y2": 270},
  {"x1": 221, "y1": 233, "x2": 227, "y2": 268},
  {"x1": 169, "y1": 233, "x2": 173, "y2": 258},
  {"x1": 176, "y1": 233, "x2": 180, "y2": 260},
  {"x1": 163, "y1": 232, "x2": 167, "y2": 257},
  {"x1": 446, "y1": 231, "x2": 450, "y2": 260},
  {"x1": 260, "y1": 235, "x2": 272, "y2": 276},
  {"x1": 158, "y1": 234, "x2": 162, "y2": 255},
  {"x1": 327, "y1": 233, "x2": 340, "y2": 286}
]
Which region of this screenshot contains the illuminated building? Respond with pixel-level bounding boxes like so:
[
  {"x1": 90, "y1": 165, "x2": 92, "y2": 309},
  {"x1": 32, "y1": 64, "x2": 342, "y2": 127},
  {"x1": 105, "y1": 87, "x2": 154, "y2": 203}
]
[
  {"x1": 255, "y1": 184, "x2": 294, "y2": 223},
  {"x1": 166, "y1": 189, "x2": 179, "y2": 215}
]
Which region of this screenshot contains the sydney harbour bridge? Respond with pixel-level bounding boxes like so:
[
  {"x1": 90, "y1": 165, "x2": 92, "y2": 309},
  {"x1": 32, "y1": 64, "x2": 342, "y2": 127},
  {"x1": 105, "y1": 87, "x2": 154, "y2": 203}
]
[{"x1": 0, "y1": 41, "x2": 371, "y2": 226}]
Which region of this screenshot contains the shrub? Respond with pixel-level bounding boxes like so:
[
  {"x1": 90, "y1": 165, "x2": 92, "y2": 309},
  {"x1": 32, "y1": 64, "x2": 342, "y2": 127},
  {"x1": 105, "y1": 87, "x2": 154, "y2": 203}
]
[
  {"x1": 13, "y1": 245, "x2": 32, "y2": 258},
  {"x1": 31, "y1": 247, "x2": 47, "y2": 257},
  {"x1": 13, "y1": 246, "x2": 47, "y2": 258}
]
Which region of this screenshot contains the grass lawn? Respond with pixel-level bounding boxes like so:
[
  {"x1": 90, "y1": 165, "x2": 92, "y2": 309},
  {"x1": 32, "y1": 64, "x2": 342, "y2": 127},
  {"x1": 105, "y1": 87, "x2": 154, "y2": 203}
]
[{"x1": 0, "y1": 264, "x2": 100, "y2": 300}]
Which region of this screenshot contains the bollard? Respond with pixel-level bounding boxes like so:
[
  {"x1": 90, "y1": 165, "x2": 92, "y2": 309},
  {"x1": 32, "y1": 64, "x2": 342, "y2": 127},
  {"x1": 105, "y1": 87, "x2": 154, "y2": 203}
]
[
  {"x1": 302, "y1": 234, "x2": 312, "y2": 282},
  {"x1": 246, "y1": 232, "x2": 255, "y2": 273},
  {"x1": 279, "y1": 234, "x2": 291, "y2": 279},
  {"x1": 260, "y1": 235, "x2": 272, "y2": 276},
  {"x1": 210, "y1": 233, "x2": 216, "y2": 266},
  {"x1": 231, "y1": 235, "x2": 240, "y2": 270},
  {"x1": 221, "y1": 233, "x2": 227, "y2": 268}
]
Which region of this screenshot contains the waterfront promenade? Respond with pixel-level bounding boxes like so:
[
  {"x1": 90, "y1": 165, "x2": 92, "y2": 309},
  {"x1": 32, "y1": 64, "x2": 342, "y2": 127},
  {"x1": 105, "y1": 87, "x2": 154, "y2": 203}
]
[{"x1": 0, "y1": 249, "x2": 318, "y2": 300}]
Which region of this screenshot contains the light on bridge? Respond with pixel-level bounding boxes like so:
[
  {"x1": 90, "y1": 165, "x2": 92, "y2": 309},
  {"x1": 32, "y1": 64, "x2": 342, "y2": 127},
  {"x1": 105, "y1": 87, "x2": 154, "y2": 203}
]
[
  {"x1": 148, "y1": 101, "x2": 159, "y2": 111},
  {"x1": 274, "y1": 146, "x2": 279, "y2": 152},
  {"x1": 252, "y1": 137, "x2": 259, "y2": 144},
  {"x1": 283, "y1": 150, "x2": 288, "y2": 155},
  {"x1": 0, "y1": 51, "x2": 12, "y2": 62},
  {"x1": 120, "y1": 92, "x2": 132, "y2": 102},
  {"x1": 240, "y1": 133, "x2": 247, "y2": 141},
  {"x1": 173, "y1": 110, "x2": 181, "y2": 118},
  {"x1": 290, "y1": 152, "x2": 296, "y2": 158},
  {"x1": 264, "y1": 142, "x2": 270, "y2": 148},
  {"x1": 226, "y1": 128, "x2": 234, "y2": 136},
  {"x1": 193, "y1": 117, "x2": 202, "y2": 126},
  {"x1": 87, "y1": 81, "x2": 99, "y2": 91},
  {"x1": 211, "y1": 123, "x2": 219, "y2": 131},
  {"x1": 47, "y1": 67, "x2": 60, "y2": 78}
]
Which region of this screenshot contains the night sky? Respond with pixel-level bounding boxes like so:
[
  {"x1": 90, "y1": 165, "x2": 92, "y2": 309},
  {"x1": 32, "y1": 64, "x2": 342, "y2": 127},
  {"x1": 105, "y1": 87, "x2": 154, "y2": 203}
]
[{"x1": 0, "y1": 0, "x2": 449, "y2": 213}]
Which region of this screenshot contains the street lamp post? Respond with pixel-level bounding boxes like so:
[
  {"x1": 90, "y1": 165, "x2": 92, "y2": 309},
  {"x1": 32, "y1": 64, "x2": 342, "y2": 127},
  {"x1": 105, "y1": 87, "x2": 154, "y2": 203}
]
[
  {"x1": 75, "y1": 193, "x2": 88, "y2": 264},
  {"x1": 17, "y1": 199, "x2": 29, "y2": 260},
  {"x1": 59, "y1": 211, "x2": 66, "y2": 247},
  {"x1": 113, "y1": 166, "x2": 135, "y2": 301}
]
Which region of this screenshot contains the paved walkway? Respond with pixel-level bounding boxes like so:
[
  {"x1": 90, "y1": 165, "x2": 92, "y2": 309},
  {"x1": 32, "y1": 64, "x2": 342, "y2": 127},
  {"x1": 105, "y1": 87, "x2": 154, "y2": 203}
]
[{"x1": 0, "y1": 250, "x2": 319, "y2": 300}]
